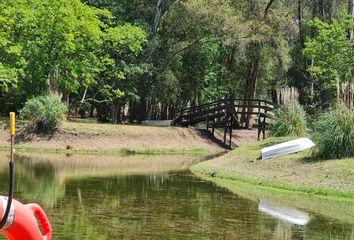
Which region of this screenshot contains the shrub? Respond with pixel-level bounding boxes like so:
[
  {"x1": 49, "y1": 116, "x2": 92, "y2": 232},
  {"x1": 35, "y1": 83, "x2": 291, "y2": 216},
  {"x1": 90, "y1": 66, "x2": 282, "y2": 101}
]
[
  {"x1": 312, "y1": 105, "x2": 354, "y2": 159},
  {"x1": 21, "y1": 95, "x2": 67, "y2": 133},
  {"x1": 270, "y1": 100, "x2": 307, "y2": 137},
  {"x1": 78, "y1": 102, "x2": 91, "y2": 118}
]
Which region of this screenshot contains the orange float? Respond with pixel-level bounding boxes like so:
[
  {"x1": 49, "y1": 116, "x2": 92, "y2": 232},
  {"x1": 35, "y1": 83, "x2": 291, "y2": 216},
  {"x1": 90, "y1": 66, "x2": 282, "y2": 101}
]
[
  {"x1": 0, "y1": 113, "x2": 52, "y2": 240},
  {"x1": 0, "y1": 198, "x2": 52, "y2": 240}
]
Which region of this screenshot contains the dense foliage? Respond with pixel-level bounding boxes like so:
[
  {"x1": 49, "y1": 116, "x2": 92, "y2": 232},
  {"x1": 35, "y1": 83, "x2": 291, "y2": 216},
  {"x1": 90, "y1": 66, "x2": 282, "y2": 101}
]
[
  {"x1": 312, "y1": 105, "x2": 354, "y2": 159},
  {"x1": 21, "y1": 95, "x2": 67, "y2": 133},
  {"x1": 0, "y1": 0, "x2": 353, "y2": 124},
  {"x1": 303, "y1": 17, "x2": 354, "y2": 103},
  {"x1": 270, "y1": 100, "x2": 308, "y2": 137}
]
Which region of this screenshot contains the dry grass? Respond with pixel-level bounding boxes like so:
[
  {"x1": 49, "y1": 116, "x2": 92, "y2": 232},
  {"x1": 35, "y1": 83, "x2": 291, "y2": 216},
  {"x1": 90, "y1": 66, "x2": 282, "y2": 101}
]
[{"x1": 0, "y1": 120, "x2": 225, "y2": 154}]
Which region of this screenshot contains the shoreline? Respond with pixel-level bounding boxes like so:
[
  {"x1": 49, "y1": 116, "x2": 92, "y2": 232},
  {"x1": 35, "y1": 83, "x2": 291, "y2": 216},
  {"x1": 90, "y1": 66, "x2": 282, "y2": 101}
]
[
  {"x1": 1, "y1": 120, "x2": 352, "y2": 200},
  {"x1": 190, "y1": 137, "x2": 354, "y2": 201},
  {"x1": 0, "y1": 120, "x2": 226, "y2": 155},
  {"x1": 0, "y1": 146, "x2": 209, "y2": 156},
  {"x1": 191, "y1": 171, "x2": 354, "y2": 225}
]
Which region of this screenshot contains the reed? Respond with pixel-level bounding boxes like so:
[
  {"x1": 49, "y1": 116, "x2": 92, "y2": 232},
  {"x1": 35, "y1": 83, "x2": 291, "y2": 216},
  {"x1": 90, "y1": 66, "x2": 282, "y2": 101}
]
[
  {"x1": 280, "y1": 87, "x2": 299, "y2": 105},
  {"x1": 312, "y1": 104, "x2": 354, "y2": 159},
  {"x1": 339, "y1": 82, "x2": 354, "y2": 108},
  {"x1": 270, "y1": 99, "x2": 307, "y2": 137}
]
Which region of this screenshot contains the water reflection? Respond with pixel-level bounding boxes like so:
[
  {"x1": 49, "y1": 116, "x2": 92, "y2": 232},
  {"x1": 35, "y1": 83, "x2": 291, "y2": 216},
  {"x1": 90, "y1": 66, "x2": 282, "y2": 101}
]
[
  {"x1": 0, "y1": 153, "x2": 352, "y2": 239},
  {"x1": 258, "y1": 200, "x2": 310, "y2": 240},
  {"x1": 258, "y1": 200, "x2": 310, "y2": 226},
  {"x1": 0, "y1": 153, "x2": 203, "y2": 208}
]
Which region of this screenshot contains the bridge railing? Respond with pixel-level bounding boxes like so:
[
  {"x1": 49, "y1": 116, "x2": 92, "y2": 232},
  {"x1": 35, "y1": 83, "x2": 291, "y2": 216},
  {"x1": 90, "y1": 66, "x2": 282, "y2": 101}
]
[
  {"x1": 178, "y1": 99, "x2": 274, "y2": 114},
  {"x1": 172, "y1": 99, "x2": 275, "y2": 126}
]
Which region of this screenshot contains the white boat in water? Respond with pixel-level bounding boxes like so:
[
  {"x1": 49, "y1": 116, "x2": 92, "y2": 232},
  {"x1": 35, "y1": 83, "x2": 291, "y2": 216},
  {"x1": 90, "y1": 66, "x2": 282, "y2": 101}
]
[{"x1": 261, "y1": 138, "x2": 315, "y2": 160}]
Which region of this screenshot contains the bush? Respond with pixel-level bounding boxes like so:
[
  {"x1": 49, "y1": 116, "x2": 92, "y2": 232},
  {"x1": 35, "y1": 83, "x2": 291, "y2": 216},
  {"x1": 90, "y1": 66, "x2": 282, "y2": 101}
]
[
  {"x1": 78, "y1": 102, "x2": 91, "y2": 118},
  {"x1": 21, "y1": 95, "x2": 67, "y2": 133},
  {"x1": 312, "y1": 105, "x2": 354, "y2": 159},
  {"x1": 270, "y1": 100, "x2": 307, "y2": 137}
]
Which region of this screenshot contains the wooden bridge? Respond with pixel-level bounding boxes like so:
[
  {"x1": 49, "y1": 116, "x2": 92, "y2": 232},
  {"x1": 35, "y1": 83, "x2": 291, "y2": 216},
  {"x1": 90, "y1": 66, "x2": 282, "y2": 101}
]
[{"x1": 171, "y1": 99, "x2": 275, "y2": 148}]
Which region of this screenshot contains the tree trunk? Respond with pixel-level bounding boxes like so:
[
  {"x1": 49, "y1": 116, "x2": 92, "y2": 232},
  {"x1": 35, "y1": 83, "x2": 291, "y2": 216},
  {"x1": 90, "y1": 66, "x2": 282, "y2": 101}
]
[
  {"x1": 89, "y1": 105, "x2": 95, "y2": 118},
  {"x1": 242, "y1": 43, "x2": 261, "y2": 129},
  {"x1": 271, "y1": 88, "x2": 278, "y2": 105},
  {"x1": 298, "y1": 0, "x2": 305, "y2": 49},
  {"x1": 327, "y1": 0, "x2": 333, "y2": 20},
  {"x1": 112, "y1": 101, "x2": 121, "y2": 124},
  {"x1": 349, "y1": 0, "x2": 354, "y2": 39},
  {"x1": 319, "y1": 0, "x2": 325, "y2": 20},
  {"x1": 319, "y1": 0, "x2": 333, "y2": 22},
  {"x1": 154, "y1": 0, "x2": 163, "y2": 33},
  {"x1": 322, "y1": 89, "x2": 332, "y2": 109}
]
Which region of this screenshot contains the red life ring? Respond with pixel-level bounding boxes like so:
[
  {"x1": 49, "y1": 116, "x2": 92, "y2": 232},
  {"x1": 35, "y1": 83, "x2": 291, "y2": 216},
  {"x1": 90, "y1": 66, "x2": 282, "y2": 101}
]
[{"x1": 0, "y1": 197, "x2": 52, "y2": 240}]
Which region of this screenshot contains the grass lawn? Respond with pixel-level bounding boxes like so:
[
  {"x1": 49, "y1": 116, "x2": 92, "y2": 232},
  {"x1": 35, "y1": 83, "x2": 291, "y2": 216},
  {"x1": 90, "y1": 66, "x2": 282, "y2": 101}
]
[{"x1": 191, "y1": 137, "x2": 354, "y2": 199}]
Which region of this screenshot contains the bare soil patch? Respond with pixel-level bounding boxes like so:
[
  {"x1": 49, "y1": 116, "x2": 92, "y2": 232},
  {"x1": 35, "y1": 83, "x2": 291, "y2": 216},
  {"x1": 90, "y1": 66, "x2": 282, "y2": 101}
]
[{"x1": 0, "y1": 121, "x2": 259, "y2": 153}]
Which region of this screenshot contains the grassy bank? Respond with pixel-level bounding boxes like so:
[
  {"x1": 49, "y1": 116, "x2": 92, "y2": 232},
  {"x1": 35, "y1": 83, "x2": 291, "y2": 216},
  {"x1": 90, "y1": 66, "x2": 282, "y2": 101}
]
[
  {"x1": 0, "y1": 119, "x2": 223, "y2": 155},
  {"x1": 191, "y1": 137, "x2": 354, "y2": 200}
]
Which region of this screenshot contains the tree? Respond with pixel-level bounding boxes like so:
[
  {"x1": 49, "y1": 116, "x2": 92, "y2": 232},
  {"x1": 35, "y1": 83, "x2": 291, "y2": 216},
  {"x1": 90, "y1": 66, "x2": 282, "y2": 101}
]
[
  {"x1": 0, "y1": 63, "x2": 17, "y2": 93},
  {"x1": 303, "y1": 17, "x2": 354, "y2": 104},
  {"x1": 349, "y1": 0, "x2": 353, "y2": 39},
  {"x1": 161, "y1": 0, "x2": 295, "y2": 125},
  {"x1": 0, "y1": 0, "x2": 107, "y2": 106},
  {"x1": 90, "y1": 24, "x2": 148, "y2": 123}
]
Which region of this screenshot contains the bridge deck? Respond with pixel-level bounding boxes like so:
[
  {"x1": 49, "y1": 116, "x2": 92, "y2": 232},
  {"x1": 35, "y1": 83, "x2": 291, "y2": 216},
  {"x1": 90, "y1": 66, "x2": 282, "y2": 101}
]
[{"x1": 171, "y1": 99, "x2": 275, "y2": 148}]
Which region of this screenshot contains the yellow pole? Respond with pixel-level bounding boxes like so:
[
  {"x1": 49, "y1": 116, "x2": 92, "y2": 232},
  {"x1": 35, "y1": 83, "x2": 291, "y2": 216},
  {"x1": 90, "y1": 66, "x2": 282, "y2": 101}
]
[{"x1": 9, "y1": 112, "x2": 15, "y2": 162}]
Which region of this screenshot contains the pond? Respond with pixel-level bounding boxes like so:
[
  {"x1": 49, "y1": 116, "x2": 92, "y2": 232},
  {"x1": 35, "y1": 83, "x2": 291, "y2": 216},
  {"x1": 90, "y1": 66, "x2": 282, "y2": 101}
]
[{"x1": 0, "y1": 153, "x2": 353, "y2": 239}]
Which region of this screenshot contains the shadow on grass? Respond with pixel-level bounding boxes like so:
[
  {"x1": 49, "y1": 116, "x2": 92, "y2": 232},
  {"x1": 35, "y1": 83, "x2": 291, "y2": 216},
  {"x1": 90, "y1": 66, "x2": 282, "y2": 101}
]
[
  {"x1": 300, "y1": 155, "x2": 322, "y2": 163},
  {"x1": 299, "y1": 153, "x2": 348, "y2": 164},
  {"x1": 193, "y1": 128, "x2": 233, "y2": 149},
  {"x1": 14, "y1": 127, "x2": 54, "y2": 144}
]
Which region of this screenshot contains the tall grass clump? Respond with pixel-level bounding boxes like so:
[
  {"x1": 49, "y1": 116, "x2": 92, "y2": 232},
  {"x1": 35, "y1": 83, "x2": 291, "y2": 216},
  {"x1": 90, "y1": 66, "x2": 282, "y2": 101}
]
[
  {"x1": 312, "y1": 105, "x2": 354, "y2": 159},
  {"x1": 270, "y1": 100, "x2": 307, "y2": 137},
  {"x1": 21, "y1": 95, "x2": 67, "y2": 133}
]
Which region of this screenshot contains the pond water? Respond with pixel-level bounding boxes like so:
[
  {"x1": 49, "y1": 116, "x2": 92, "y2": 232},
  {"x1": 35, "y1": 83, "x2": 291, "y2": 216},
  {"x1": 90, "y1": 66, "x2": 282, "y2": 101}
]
[{"x1": 0, "y1": 153, "x2": 353, "y2": 239}]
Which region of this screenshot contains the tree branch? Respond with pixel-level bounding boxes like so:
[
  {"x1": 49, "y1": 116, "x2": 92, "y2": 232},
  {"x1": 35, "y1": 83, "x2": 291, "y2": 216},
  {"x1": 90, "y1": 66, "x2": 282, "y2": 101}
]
[
  {"x1": 162, "y1": 38, "x2": 202, "y2": 70},
  {"x1": 85, "y1": 98, "x2": 111, "y2": 104},
  {"x1": 264, "y1": 0, "x2": 275, "y2": 18}
]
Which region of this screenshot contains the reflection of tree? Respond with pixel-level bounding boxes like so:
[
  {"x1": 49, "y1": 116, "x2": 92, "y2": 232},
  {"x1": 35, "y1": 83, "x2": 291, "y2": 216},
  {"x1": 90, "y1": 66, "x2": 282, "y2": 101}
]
[
  {"x1": 65, "y1": 174, "x2": 353, "y2": 239},
  {"x1": 0, "y1": 152, "x2": 203, "y2": 209},
  {"x1": 0, "y1": 155, "x2": 64, "y2": 208},
  {"x1": 54, "y1": 203, "x2": 106, "y2": 240},
  {"x1": 0, "y1": 153, "x2": 352, "y2": 239},
  {"x1": 50, "y1": 174, "x2": 275, "y2": 239}
]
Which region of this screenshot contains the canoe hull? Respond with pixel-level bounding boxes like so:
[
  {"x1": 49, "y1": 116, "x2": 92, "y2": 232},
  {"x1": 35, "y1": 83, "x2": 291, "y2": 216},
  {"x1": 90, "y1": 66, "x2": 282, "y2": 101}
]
[{"x1": 261, "y1": 138, "x2": 315, "y2": 160}]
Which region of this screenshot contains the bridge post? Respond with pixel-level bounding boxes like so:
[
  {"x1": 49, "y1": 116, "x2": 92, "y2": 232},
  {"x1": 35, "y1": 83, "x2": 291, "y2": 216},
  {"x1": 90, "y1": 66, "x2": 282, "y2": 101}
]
[
  {"x1": 206, "y1": 118, "x2": 209, "y2": 132},
  {"x1": 223, "y1": 126, "x2": 227, "y2": 144},
  {"x1": 262, "y1": 115, "x2": 266, "y2": 140},
  {"x1": 229, "y1": 121, "x2": 232, "y2": 149}
]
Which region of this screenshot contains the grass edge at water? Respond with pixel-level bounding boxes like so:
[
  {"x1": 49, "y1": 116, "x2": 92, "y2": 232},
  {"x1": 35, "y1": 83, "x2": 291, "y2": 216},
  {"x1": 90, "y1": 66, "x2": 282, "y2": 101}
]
[
  {"x1": 190, "y1": 136, "x2": 354, "y2": 201},
  {"x1": 0, "y1": 146, "x2": 209, "y2": 156},
  {"x1": 191, "y1": 165, "x2": 354, "y2": 201}
]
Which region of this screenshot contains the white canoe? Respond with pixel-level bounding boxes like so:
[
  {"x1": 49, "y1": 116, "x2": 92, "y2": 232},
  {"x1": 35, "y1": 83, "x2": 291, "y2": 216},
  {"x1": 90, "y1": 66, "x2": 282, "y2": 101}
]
[{"x1": 261, "y1": 138, "x2": 315, "y2": 160}]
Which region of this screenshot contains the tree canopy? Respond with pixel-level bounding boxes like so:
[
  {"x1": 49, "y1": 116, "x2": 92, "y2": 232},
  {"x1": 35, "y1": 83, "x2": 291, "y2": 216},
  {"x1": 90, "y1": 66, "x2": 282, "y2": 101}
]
[{"x1": 0, "y1": 0, "x2": 353, "y2": 121}]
